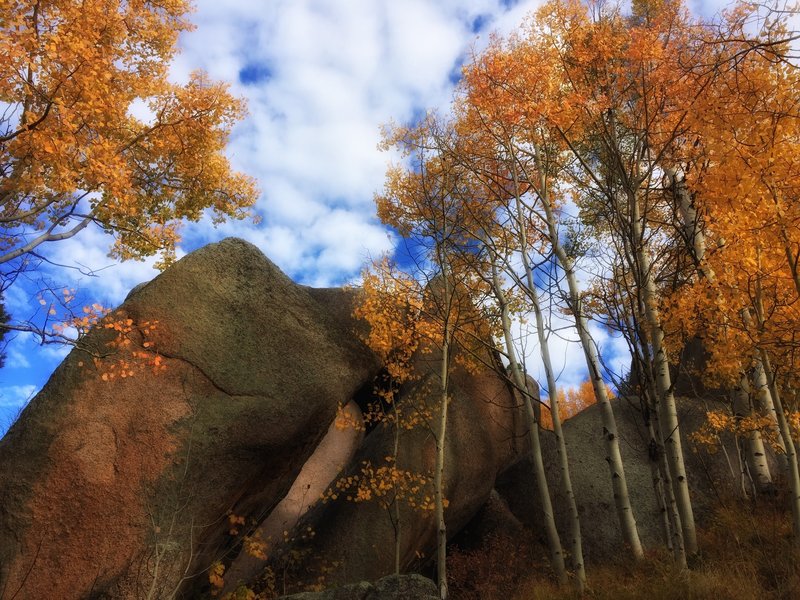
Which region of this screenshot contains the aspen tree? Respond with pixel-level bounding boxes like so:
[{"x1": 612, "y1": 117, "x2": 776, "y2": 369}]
[
  {"x1": 0, "y1": 0, "x2": 257, "y2": 276},
  {"x1": 456, "y1": 3, "x2": 648, "y2": 562},
  {"x1": 376, "y1": 118, "x2": 484, "y2": 598},
  {"x1": 666, "y1": 3, "x2": 800, "y2": 538}
]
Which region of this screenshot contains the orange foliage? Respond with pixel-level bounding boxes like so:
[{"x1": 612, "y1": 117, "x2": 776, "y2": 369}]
[
  {"x1": 0, "y1": 0, "x2": 257, "y2": 271},
  {"x1": 352, "y1": 258, "x2": 424, "y2": 393},
  {"x1": 208, "y1": 560, "x2": 226, "y2": 590},
  {"x1": 89, "y1": 313, "x2": 165, "y2": 381},
  {"x1": 322, "y1": 456, "x2": 443, "y2": 512},
  {"x1": 692, "y1": 409, "x2": 800, "y2": 454},
  {"x1": 539, "y1": 379, "x2": 611, "y2": 431}
]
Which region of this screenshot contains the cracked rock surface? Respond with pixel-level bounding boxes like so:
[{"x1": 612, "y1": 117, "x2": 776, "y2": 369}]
[{"x1": 0, "y1": 238, "x2": 379, "y2": 599}]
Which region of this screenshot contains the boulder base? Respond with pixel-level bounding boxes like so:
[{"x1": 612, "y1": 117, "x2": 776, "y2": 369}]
[{"x1": 277, "y1": 575, "x2": 438, "y2": 600}]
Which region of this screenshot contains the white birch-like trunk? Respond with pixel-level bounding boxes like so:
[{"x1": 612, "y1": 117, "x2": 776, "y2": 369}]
[
  {"x1": 733, "y1": 374, "x2": 773, "y2": 494},
  {"x1": 635, "y1": 312, "x2": 687, "y2": 566},
  {"x1": 489, "y1": 254, "x2": 568, "y2": 584},
  {"x1": 435, "y1": 337, "x2": 449, "y2": 600},
  {"x1": 539, "y1": 194, "x2": 644, "y2": 560},
  {"x1": 615, "y1": 214, "x2": 687, "y2": 565},
  {"x1": 757, "y1": 351, "x2": 800, "y2": 544},
  {"x1": 630, "y1": 194, "x2": 698, "y2": 555},
  {"x1": 434, "y1": 272, "x2": 451, "y2": 600},
  {"x1": 391, "y1": 401, "x2": 402, "y2": 575},
  {"x1": 753, "y1": 359, "x2": 789, "y2": 471},
  {"x1": 643, "y1": 367, "x2": 686, "y2": 566},
  {"x1": 750, "y1": 287, "x2": 800, "y2": 544},
  {"x1": 668, "y1": 168, "x2": 713, "y2": 281}
]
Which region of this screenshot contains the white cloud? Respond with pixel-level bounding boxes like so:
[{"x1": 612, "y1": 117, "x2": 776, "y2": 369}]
[
  {"x1": 0, "y1": 384, "x2": 38, "y2": 408},
  {"x1": 4, "y1": 0, "x2": 636, "y2": 425},
  {"x1": 37, "y1": 225, "x2": 174, "y2": 307},
  {"x1": 168, "y1": 0, "x2": 546, "y2": 288},
  {"x1": 4, "y1": 346, "x2": 30, "y2": 369}
]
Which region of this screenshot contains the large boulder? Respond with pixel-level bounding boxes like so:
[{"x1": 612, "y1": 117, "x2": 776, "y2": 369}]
[
  {"x1": 277, "y1": 574, "x2": 438, "y2": 600},
  {"x1": 0, "y1": 238, "x2": 379, "y2": 599},
  {"x1": 238, "y1": 345, "x2": 529, "y2": 593},
  {"x1": 496, "y1": 396, "x2": 742, "y2": 562}
]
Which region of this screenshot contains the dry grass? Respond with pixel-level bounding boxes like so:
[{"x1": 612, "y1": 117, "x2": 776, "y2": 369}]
[{"x1": 449, "y1": 498, "x2": 799, "y2": 600}]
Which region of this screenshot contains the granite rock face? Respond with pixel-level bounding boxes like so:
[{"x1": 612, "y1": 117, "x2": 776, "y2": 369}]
[
  {"x1": 0, "y1": 238, "x2": 379, "y2": 599},
  {"x1": 252, "y1": 344, "x2": 529, "y2": 592},
  {"x1": 496, "y1": 396, "x2": 745, "y2": 562},
  {"x1": 276, "y1": 574, "x2": 439, "y2": 600}
]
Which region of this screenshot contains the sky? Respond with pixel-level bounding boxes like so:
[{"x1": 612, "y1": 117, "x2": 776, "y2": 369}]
[{"x1": 0, "y1": 0, "x2": 744, "y2": 435}]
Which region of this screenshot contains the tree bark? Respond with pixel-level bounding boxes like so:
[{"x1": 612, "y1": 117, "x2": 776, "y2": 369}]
[
  {"x1": 630, "y1": 192, "x2": 698, "y2": 555},
  {"x1": 757, "y1": 351, "x2": 800, "y2": 545},
  {"x1": 489, "y1": 252, "x2": 568, "y2": 585},
  {"x1": 733, "y1": 374, "x2": 773, "y2": 495},
  {"x1": 753, "y1": 359, "x2": 789, "y2": 472},
  {"x1": 434, "y1": 271, "x2": 452, "y2": 600},
  {"x1": 539, "y1": 193, "x2": 645, "y2": 560}
]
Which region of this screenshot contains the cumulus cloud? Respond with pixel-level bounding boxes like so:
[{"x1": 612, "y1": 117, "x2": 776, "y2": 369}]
[
  {"x1": 4, "y1": 346, "x2": 30, "y2": 370},
  {"x1": 1, "y1": 0, "x2": 549, "y2": 433},
  {"x1": 174, "y1": 0, "x2": 545, "y2": 286},
  {"x1": 0, "y1": 384, "x2": 38, "y2": 408}
]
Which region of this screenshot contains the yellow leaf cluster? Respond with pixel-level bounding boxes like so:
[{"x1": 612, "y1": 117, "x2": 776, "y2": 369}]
[
  {"x1": 691, "y1": 410, "x2": 782, "y2": 454},
  {"x1": 321, "y1": 457, "x2": 442, "y2": 512},
  {"x1": 0, "y1": 0, "x2": 258, "y2": 270},
  {"x1": 353, "y1": 258, "x2": 424, "y2": 387},
  {"x1": 243, "y1": 534, "x2": 267, "y2": 561},
  {"x1": 92, "y1": 315, "x2": 165, "y2": 381},
  {"x1": 227, "y1": 512, "x2": 246, "y2": 536},
  {"x1": 208, "y1": 560, "x2": 225, "y2": 590}
]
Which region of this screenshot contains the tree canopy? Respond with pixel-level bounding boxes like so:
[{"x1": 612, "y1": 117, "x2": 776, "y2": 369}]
[
  {"x1": 0, "y1": 0, "x2": 258, "y2": 286},
  {"x1": 366, "y1": 0, "x2": 800, "y2": 592}
]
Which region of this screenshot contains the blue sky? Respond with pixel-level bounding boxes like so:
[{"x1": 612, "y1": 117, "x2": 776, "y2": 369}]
[{"x1": 0, "y1": 0, "x2": 742, "y2": 435}]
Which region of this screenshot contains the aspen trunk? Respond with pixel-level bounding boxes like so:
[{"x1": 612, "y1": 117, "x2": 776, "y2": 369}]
[
  {"x1": 733, "y1": 374, "x2": 773, "y2": 494},
  {"x1": 634, "y1": 299, "x2": 687, "y2": 566},
  {"x1": 641, "y1": 359, "x2": 686, "y2": 567},
  {"x1": 651, "y1": 457, "x2": 672, "y2": 548},
  {"x1": 757, "y1": 351, "x2": 800, "y2": 544},
  {"x1": 754, "y1": 358, "x2": 789, "y2": 471},
  {"x1": 750, "y1": 285, "x2": 800, "y2": 543},
  {"x1": 539, "y1": 194, "x2": 644, "y2": 560},
  {"x1": 656, "y1": 422, "x2": 686, "y2": 567},
  {"x1": 435, "y1": 345, "x2": 449, "y2": 599},
  {"x1": 509, "y1": 238, "x2": 586, "y2": 591},
  {"x1": 434, "y1": 279, "x2": 451, "y2": 600},
  {"x1": 391, "y1": 401, "x2": 402, "y2": 575},
  {"x1": 669, "y1": 168, "x2": 713, "y2": 281},
  {"x1": 489, "y1": 254, "x2": 568, "y2": 584},
  {"x1": 635, "y1": 245, "x2": 697, "y2": 554},
  {"x1": 647, "y1": 412, "x2": 686, "y2": 569},
  {"x1": 630, "y1": 194, "x2": 697, "y2": 555},
  {"x1": 615, "y1": 225, "x2": 686, "y2": 564}
]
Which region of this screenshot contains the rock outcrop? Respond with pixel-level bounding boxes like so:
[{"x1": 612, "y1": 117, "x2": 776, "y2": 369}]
[
  {"x1": 276, "y1": 574, "x2": 438, "y2": 600},
  {"x1": 0, "y1": 238, "x2": 379, "y2": 599},
  {"x1": 223, "y1": 340, "x2": 529, "y2": 593},
  {"x1": 496, "y1": 396, "x2": 746, "y2": 562},
  {"x1": 0, "y1": 237, "x2": 752, "y2": 600}
]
